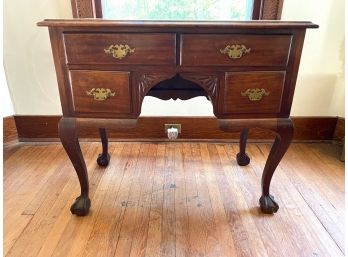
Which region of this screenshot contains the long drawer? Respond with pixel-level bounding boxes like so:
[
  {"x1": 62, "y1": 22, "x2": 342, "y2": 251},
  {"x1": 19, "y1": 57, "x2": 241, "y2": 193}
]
[
  {"x1": 64, "y1": 33, "x2": 176, "y2": 65},
  {"x1": 180, "y1": 34, "x2": 292, "y2": 67}
]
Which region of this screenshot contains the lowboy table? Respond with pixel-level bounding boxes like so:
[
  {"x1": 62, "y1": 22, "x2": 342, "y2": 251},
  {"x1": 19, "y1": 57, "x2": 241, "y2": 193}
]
[{"x1": 38, "y1": 19, "x2": 318, "y2": 216}]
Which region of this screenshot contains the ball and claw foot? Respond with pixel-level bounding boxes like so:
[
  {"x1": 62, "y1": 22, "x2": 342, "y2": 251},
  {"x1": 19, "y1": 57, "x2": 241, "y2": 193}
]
[
  {"x1": 97, "y1": 153, "x2": 110, "y2": 167},
  {"x1": 70, "y1": 195, "x2": 91, "y2": 216},
  {"x1": 236, "y1": 152, "x2": 250, "y2": 166},
  {"x1": 259, "y1": 195, "x2": 279, "y2": 214}
]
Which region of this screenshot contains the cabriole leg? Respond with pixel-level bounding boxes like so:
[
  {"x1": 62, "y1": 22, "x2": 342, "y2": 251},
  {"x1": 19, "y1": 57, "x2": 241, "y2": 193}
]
[
  {"x1": 59, "y1": 117, "x2": 90, "y2": 216},
  {"x1": 236, "y1": 128, "x2": 250, "y2": 166},
  {"x1": 259, "y1": 119, "x2": 294, "y2": 214},
  {"x1": 97, "y1": 128, "x2": 110, "y2": 167}
]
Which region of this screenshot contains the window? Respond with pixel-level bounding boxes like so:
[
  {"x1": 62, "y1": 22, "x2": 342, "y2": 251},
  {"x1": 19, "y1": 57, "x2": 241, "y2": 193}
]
[
  {"x1": 101, "y1": 0, "x2": 254, "y2": 20},
  {"x1": 71, "y1": 0, "x2": 283, "y2": 20}
]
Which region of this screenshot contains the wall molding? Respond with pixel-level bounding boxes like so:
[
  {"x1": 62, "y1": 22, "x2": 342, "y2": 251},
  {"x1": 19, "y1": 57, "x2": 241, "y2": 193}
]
[
  {"x1": 11, "y1": 115, "x2": 342, "y2": 142},
  {"x1": 333, "y1": 117, "x2": 345, "y2": 144},
  {"x1": 3, "y1": 116, "x2": 18, "y2": 144}
]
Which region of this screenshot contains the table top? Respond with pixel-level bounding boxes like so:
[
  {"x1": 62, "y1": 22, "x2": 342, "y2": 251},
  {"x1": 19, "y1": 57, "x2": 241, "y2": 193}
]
[{"x1": 37, "y1": 19, "x2": 319, "y2": 29}]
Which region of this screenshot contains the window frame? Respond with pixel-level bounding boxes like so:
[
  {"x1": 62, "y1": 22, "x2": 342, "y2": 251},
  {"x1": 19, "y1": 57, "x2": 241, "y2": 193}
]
[{"x1": 70, "y1": 0, "x2": 283, "y2": 20}]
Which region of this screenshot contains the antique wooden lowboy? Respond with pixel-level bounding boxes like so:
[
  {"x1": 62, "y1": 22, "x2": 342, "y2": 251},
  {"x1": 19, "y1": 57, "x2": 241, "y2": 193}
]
[{"x1": 38, "y1": 19, "x2": 318, "y2": 216}]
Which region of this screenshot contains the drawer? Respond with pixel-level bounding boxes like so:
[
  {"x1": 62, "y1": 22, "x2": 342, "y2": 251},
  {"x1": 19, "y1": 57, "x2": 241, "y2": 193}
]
[
  {"x1": 64, "y1": 33, "x2": 176, "y2": 65},
  {"x1": 70, "y1": 70, "x2": 131, "y2": 114},
  {"x1": 181, "y1": 34, "x2": 292, "y2": 67},
  {"x1": 222, "y1": 71, "x2": 285, "y2": 114}
]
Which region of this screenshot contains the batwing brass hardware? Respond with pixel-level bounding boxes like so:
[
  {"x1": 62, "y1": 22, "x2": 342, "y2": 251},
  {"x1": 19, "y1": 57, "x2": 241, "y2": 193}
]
[
  {"x1": 241, "y1": 88, "x2": 270, "y2": 101},
  {"x1": 104, "y1": 44, "x2": 135, "y2": 59},
  {"x1": 220, "y1": 44, "x2": 251, "y2": 59},
  {"x1": 86, "y1": 88, "x2": 115, "y2": 101}
]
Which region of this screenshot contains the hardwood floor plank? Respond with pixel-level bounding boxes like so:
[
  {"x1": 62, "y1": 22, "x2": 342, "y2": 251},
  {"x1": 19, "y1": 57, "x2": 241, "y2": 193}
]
[
  {"x1": 38, "y1": 143, "x2": 121, "y2": 257},
  {"x1": 199, "y1": 144, "x2": 239, "y2": 257},
  {"x1": 145, "y1": 144, "x2": 166, "y2": 257},
  {"x1": 212, "y1": 144, "x2": 270, "y2": 257},
  {"x1": 65, "y1": 143, "x2": 138, "y2": 257},
  {"x1": 5, "y1": 144, "x2": 95, "y2": 257},
  {"x1": 246, "y1": 144, "x2": 328, "y2": 257},
  {"x1": 160, "y1": 143, "x2": 176, "y2": 257},
  {"x1": 191, "y1": 143, "x2": 224, "y2": 257},
  {"x1": 129, "y1": 144, "x2": 158, "y2": 257},
  {"x1": 4, "y1": 142, "x2": 344, "y2": 257},
  {"x1": 4, "y1": 144, "x2": 63, "y2": 255},
  {"x1": 173, "y1": 143, "x2": 190, "y2": 257},
  {"x1": 270, "y1": 144, "x2": 345, "y2": 255},
  {"x1": 78, "y1": 143, "x2": 124, "y2": 257},
  {"x1": 183, "y1": 143, "x2": 207, "y2": 257},
  {"x1": 4, "y1": 145, "x2": 48, "y2": 189},
  {"x1": 112, "y1": 144, "x2": 147, "y2": 257}
]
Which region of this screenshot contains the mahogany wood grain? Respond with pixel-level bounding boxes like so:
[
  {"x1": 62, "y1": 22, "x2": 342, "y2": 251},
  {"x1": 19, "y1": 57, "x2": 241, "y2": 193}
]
[
  {"x1": 38, "y1": 20, "x2": 318, "y2": 29},
  {"x1": 58, "y1": 117, "x2": 90, "y2": 216},
  {"x1": 64, "y1": 33, "x2": 176, "y2": 65},
  {"x1": 259, "y1": 118, "x2": 293, "y2": 213},
  {"x1": 222, "y1": 71, "x2": 285, "y2": 114},
  {"x1": 181, "y1": 34, "x2": 292, "y2": 67}
]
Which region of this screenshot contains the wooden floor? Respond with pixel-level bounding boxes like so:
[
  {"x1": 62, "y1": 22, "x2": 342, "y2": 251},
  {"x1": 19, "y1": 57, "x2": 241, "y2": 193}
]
[{"x1": 4, "y1": 142, "x2": 345, "y2": 257}]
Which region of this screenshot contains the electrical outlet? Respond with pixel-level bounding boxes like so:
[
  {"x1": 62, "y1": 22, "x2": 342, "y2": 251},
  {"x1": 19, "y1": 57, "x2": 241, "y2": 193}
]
[{"x1": 164, "y1": 124, "x2": 181, "y2": 133}]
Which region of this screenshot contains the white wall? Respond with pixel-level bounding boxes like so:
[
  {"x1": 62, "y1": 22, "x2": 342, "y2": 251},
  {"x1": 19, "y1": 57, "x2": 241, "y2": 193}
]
[
  {"x1": 3, "y1": 0, "x2": 72, "y2": 115},
  {"x1": 1, "y1": 69, "x2": 14, "y2": 117},
  {"x1": 3, "y1": 0, "x2": 345, "y2": 117},
  {"x1": 282, "y1": 0, "x2": 345, "y2": 117}
]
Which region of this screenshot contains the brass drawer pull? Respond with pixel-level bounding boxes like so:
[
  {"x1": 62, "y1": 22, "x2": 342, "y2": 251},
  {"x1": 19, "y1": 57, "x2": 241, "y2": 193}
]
[
  {"x1": 104, "y1": 44, "x2": 135, "y2": 59},
  {"x1": 241, "y1": 88, "x2": 269, "y2": 101},
  {"x1": 86, "y1": 88, "x2": 115, "y2": 101},
  {"x1": 220, "y1": 44, "x2": 251, "y2": 59}
]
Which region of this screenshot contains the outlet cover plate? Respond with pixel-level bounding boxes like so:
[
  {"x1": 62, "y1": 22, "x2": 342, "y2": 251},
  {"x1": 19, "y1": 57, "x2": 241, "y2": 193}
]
[{"x1": 164, "y1": 124, "x2": 181, "y2": 133}]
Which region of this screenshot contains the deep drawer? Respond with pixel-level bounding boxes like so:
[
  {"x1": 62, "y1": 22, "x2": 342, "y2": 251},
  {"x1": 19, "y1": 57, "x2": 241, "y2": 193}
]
[
  {"x1": 181, "y1": 34, "x2": 292, "y2": 67},
  {"x1": 70, "y1": 70, "x2": 131, "y2": 114},
  {"x1": 64, "y1": 33, "x2": 176, "y2": 65},
  {"x1": 222, "y1": 71, "x2": 285, "y2": 114}
]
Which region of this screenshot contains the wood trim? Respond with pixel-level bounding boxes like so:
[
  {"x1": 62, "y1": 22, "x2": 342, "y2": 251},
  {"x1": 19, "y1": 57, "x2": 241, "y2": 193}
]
[
  {"x1": 71, "y1": 0, "x2": 100, "y2": 18},
  {"x1": 261, "y1": 0, "x2": 284, "y2": 20},
  {"x1": 3, "y1": 116, "x2": 18, "y2": 144},
  {"x1": 72, "y1": 0, "x2": 283, "y2": 20},
  {"x1": 333, "y1": 117, "x2": 344, "y2": 143},
  {"x1": 253, "y1": 0, "x2": 283, "y2": 20},
  {"x1": 14, "y1": 115, "x2": 339, "y2": 142}
]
